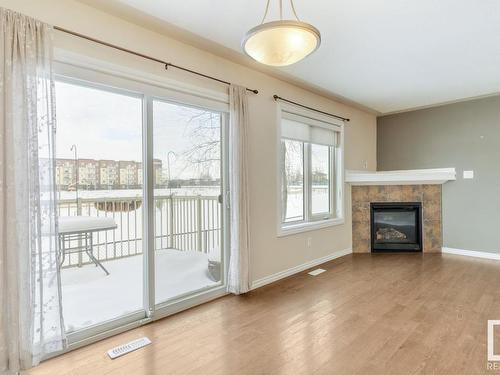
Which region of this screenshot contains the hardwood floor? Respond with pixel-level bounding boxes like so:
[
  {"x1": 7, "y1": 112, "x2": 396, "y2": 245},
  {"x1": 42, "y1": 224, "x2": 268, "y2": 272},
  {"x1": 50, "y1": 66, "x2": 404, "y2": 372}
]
[{"x1": 24, "y1": 253, "x2": 500, "y2": 375}]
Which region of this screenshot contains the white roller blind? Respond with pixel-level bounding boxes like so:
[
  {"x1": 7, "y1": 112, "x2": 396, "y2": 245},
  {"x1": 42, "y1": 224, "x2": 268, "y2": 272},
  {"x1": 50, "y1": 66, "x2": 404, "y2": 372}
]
[{"x1": 281, "y1": 115, "x2": 339, "y2": 147}]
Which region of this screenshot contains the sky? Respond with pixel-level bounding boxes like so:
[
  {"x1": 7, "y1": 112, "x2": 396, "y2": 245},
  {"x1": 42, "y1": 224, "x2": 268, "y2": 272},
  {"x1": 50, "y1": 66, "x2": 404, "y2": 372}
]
[{"x1": 55, "y1": 81, "x2": 221, "y2": 180}]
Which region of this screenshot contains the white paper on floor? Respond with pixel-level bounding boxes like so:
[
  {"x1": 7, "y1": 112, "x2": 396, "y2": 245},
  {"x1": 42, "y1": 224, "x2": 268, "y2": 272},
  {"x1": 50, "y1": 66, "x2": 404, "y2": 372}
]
[{"x1": 61, "y1": 249, "x2": 219, "y2": 333}]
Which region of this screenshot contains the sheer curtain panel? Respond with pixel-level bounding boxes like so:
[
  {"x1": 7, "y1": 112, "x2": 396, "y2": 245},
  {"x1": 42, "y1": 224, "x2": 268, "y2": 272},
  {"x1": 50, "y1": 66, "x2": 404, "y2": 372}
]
[
  {"x1": 0, "y1": 8, "x2": 65, "y2": 374},
  {"x1": 227, "y1": 85, "x2": 251, "y2": 294}
]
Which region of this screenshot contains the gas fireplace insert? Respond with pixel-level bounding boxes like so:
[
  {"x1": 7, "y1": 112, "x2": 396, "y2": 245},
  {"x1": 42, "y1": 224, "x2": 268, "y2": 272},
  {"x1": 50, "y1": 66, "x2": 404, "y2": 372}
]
[{"x1": 370, "y1": 202, "x2": 422, "y2": 252}]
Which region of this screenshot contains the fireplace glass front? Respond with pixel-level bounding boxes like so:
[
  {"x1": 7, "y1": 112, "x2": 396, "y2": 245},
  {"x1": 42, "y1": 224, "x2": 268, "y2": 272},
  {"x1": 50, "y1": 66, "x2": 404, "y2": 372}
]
[{"x1": 370, "y1": 202, "x2": 422, "y2": 252}]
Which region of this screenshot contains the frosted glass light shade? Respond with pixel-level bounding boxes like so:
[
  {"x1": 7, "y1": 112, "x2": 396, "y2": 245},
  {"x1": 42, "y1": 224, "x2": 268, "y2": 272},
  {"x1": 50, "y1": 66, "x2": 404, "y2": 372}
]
[{"x1": 242, "y1": 20, "x2": 321, "y2": 66}]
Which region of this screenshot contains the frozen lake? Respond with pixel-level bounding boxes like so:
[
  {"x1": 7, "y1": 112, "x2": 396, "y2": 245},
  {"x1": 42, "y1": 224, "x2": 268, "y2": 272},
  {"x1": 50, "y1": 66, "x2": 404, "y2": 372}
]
[
  {"x1": 58, "y1": 186, "x2": 222, "y2": 200},
  {"x1": 58, "y1": 185, "x2": 328, "y2": 219}
]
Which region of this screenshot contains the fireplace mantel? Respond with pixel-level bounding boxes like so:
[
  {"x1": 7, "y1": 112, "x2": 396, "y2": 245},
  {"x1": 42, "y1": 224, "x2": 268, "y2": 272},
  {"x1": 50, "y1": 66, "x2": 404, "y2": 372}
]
[{"x1": 346, "y1": 168, "x2": 456, "y2": 186}]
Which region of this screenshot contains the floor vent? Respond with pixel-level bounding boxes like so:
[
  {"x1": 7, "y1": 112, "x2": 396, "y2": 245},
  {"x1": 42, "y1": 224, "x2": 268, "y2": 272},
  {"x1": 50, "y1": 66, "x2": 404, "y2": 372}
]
[
  {"x1": 107, "y1": 337, "x2": 151, "y2": 359},
  {"x1": 308, "y1": 268, "x2": 326, "y2": 276}
]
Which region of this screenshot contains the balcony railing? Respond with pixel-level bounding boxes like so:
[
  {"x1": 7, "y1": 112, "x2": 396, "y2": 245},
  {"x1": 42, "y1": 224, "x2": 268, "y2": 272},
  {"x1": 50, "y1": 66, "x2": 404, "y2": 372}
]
[{"x1": 57, "y1": 194, "x2": 221, "y2": 268}]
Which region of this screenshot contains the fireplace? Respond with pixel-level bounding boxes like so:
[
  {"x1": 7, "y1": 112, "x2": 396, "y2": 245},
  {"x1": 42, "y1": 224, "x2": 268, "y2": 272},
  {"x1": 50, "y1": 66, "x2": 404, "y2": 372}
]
[{"x1": 370, "y1": 202, "x2": 422, "y2": 252}]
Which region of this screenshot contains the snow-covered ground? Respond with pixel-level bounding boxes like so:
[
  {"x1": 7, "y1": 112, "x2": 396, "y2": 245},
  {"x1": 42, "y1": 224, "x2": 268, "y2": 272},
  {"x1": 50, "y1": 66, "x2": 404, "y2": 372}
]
[{"x1": 61, "y1": 249, "x2": 219, "y2": 333}]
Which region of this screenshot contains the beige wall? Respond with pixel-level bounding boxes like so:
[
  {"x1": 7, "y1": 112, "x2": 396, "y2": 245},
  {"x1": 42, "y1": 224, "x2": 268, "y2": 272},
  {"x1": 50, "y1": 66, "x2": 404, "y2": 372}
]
[{"x1": 1, "y1": 0, "x2": 377, "y2": 282}]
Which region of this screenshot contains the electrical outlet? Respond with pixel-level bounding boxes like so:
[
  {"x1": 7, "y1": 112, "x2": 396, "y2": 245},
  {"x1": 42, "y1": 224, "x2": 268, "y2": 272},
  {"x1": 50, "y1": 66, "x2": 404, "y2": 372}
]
[
  {"x1": 363, "y1": 160, "x2": 368, "y2": 169},
  {"x1": 307, "y1": 237, "x2": 312, "y2": 248}
]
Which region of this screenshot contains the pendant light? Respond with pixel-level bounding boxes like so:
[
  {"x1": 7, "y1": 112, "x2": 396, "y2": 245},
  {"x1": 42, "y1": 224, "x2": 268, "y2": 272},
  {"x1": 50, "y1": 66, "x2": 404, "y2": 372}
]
[{"x1": 242, "y1": 0, "x2": 321, "y2": 67}]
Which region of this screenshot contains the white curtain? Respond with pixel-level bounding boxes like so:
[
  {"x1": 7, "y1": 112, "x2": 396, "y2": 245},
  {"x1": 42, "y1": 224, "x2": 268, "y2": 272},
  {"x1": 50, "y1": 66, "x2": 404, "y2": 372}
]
[
  {"x1": 0, "y1": 8, "x2": 65, "y2": 374},
  {"x1": 227, "y1": 85, "x2": 251, "y2": 294}
]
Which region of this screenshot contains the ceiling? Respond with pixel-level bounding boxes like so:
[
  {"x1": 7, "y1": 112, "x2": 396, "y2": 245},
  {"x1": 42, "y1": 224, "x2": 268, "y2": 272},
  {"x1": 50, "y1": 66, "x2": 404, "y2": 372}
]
[{"x1": 82, "y1": 0, "x2": 500, "y2": 114}]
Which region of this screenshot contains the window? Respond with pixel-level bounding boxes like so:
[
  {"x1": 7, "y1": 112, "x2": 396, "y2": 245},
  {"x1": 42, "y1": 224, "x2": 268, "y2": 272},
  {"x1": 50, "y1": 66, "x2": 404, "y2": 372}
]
[{"x1": 279, "y1": 109, "x2": 343, "y2": 235}]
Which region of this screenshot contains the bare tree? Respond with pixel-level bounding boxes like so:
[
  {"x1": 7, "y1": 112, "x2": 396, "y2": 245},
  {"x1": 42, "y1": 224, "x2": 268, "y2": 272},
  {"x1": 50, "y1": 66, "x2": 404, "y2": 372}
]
[{"x1": 176, "y1": 107, "x2": 221, "y2": 180}]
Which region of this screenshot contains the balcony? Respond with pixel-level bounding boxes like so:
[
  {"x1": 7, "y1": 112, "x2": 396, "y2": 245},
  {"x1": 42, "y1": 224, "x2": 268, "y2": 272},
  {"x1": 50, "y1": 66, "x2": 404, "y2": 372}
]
[{"x1": 58, "y1": 194, "x2": 222, "y2": 332}]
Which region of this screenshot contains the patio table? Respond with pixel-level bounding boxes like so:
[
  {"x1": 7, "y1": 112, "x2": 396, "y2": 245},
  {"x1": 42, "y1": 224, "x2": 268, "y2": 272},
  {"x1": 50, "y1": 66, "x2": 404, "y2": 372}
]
[{"x1": 59, "y1": 216, "x2": 117, "y2": 275}]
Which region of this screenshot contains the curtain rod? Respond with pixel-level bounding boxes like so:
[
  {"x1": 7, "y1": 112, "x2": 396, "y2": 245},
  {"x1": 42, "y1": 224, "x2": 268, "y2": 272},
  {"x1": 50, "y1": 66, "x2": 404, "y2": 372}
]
[
  {"x1": 54, "y1": 26, "x2": 259, "y2": 94},
  {"x1": 273, "y1": 95, "x2": 350, "y2": 122}
]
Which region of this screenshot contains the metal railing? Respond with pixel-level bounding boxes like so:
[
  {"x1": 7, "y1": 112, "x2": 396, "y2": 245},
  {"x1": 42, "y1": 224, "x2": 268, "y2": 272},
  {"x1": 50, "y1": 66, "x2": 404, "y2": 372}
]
[{"x1": 57, "y1": 195, "x2": 221, "y2": 268}]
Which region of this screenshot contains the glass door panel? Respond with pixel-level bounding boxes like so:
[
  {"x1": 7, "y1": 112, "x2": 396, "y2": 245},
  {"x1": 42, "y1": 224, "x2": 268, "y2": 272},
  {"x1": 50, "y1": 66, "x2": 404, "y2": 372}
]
[
  {"x1": 281, "y1": 139, "x2": 305, "y2": 223},
  {"x1": 152, "y1": 100, "x2": 223, "y2": 305},
  {"x1": 310, "y1": 144, "x2": 330, "y2": 216},
  {"x1": 55, "y1": 80, "x2": 144, "y2": 333}
]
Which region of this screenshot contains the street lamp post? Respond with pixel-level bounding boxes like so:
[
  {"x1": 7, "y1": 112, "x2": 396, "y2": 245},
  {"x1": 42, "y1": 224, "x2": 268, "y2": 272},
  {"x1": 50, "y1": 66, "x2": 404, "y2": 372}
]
[
  {"x1": 166, "y1": 151, "x2": 176, "y2": 196},
  {"x1": 70, "y1": 144, "x2": 83, "y2": 266},
  {"x1": 70, "y1": 144, "x2": 78, "y2": 202},
  {"x1": 166, "y1": 151, "x2": 177, "y2": 249}
]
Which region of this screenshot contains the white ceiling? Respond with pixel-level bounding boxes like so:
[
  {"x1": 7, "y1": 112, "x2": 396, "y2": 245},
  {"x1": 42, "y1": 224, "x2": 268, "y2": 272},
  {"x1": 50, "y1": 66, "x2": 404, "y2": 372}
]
[{"x1": 96, "y1": 0, "x2": 500, "y2": 114}]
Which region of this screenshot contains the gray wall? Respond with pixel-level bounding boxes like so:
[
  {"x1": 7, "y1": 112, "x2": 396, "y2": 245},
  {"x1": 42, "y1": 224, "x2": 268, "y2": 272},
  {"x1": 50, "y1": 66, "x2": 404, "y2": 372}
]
[{"x1": 377, "y1": 96, "x2": 500, "y2": 254}]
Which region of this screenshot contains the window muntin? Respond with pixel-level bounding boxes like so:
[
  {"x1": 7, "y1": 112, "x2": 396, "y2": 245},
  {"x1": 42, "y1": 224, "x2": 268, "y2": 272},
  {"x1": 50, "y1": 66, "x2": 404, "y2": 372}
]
[{"x1": 280, "y1": 110, "x2": 342, "y2": 231}]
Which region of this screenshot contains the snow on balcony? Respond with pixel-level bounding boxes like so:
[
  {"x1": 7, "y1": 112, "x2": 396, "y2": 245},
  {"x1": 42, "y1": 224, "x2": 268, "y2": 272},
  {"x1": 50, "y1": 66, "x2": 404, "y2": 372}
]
[{"x1": 61, "y1": 249, "x2": 219, "y2": 333}]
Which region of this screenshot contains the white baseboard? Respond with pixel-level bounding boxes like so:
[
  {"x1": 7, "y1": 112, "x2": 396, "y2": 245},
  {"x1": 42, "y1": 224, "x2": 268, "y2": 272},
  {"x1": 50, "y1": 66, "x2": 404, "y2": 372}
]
[
  {"x1": 442, "y1": 247, "x2": 500, "y2": 261},
  {"x1": 250, "y1": 248, "x2": 352, "y2": 290}
]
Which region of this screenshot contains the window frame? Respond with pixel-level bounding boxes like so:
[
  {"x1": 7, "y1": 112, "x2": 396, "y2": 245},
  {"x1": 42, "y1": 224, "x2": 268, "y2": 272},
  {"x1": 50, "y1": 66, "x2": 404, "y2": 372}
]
[{"x1": 276, "y1": 102, "x2": 345, "y2": 237}]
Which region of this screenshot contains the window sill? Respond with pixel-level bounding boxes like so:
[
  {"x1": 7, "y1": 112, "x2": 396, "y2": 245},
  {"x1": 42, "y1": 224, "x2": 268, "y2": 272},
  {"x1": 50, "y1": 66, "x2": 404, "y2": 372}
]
[{"x1": 277, "y1": 218, "x2": 345, "y2": 237}]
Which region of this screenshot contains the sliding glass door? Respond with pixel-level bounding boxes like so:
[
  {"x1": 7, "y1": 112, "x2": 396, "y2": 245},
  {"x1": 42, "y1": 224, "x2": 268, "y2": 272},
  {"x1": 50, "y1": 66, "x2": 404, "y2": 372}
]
[
  {"x1": 54, "y1": 64, "x2": 228, "y2": 344},
  {"x1": 152, "y1": 100, "x2": 224, "y2": 306},
  {"x1": 55, "y1": 79, "x2": 145, "y2": 333}
]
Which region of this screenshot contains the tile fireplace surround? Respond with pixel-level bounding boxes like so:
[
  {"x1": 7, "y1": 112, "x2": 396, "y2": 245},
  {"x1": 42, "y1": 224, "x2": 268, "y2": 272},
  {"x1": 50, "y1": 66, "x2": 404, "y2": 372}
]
[{"x1": 351, "y1": 185, "x2": 442, "y2": 253}]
